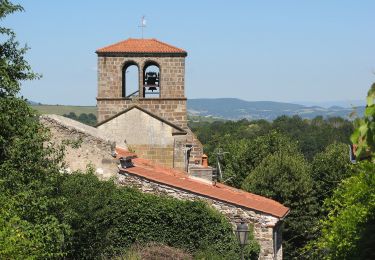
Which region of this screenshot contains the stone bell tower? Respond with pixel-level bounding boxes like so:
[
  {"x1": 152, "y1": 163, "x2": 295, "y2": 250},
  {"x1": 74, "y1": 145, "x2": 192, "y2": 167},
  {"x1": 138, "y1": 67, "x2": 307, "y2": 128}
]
[
  {"x1": 96, "y1": 38, "x2": 188, "y2": 129},
  {"x1": 95, "y1": 38, "x2": 203, "y2": 171}
]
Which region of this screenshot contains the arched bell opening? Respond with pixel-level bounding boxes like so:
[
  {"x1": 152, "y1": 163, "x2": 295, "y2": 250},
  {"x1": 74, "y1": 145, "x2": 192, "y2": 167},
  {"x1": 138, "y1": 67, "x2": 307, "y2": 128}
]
[
  {"x1": 122, "y1": 61, "x2": 139, "y2": 98},
  {"x1": 143, "y1": 61, "x2": 160, "y2": 98}
]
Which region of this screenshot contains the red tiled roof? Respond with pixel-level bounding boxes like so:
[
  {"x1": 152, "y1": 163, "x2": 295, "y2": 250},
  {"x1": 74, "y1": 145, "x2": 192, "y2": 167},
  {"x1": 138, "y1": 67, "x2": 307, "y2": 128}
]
[
  {"x1": 116, "y1": 148, "x2": 290, "y2": 219},
  {"x1": 96, "y1": 38, "x2": 187, "y2": 55}
]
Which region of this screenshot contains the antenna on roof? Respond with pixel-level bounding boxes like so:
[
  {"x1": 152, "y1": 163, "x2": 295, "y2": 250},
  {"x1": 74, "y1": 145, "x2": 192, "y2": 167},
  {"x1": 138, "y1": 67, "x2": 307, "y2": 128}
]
[
  {"x1": 138, "y1": 15, "x2": 146, "y2": 39},
  {"x1": 214, "y1": 148, "x2": 229, "y2": 181}
]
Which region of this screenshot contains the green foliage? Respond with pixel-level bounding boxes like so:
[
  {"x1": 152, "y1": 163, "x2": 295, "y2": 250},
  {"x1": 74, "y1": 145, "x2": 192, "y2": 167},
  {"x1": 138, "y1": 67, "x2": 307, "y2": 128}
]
[
  {"x1": 0, "y1": 71, "x2": 69, "y2": 259},
  {"x1": 218, "y1": 131, "x2": 299, "y2": 188},
  {"x1": 122, "y1": 242, "x2": 192, "y2": 260},
  {"x1": 311, "y1": 143, "x2": 353, "y2": 206},
  {"x1": 0, "y1": 0, "x2": 40, "y2": 97},
  {"x1": 0, "y1": 192, "x2": 69, "y2": 259},
  {"x1": 0, "y1": 1, "x2": 69, "y2": 258},
  {"x1": 193, "y1": 126, "x2": 353, "y2": 258},
  {"x1": 273, "y1": 115, "x2": 352, "y2": 160},
  {"x1": 63, "y1": 111, "x2": 97, "y2": 126},
  {"x1": 351, "y1": 83, "x2": 375, "y2": 160},
  {"x1": 60, "y1": 172, "x2": 260, "y2": 259},
  {"x1": 190, "y1": 119, "x2": 271, "y2": 157},
  {"x1": 306, "y1": 162, "x2": 375, "y2": 259},
  {"x1": 306, "y1": 84, "x2": 375, "y2": 259},
  {"x1": 190, "y1": 113, "x2": 354, "y2": 258},
  {"x1": 190, "y1": 115, "x2": 353, "y2": 163},
  {"x1": 242, "y1": 152, "x2": 317, "y2": 259}
]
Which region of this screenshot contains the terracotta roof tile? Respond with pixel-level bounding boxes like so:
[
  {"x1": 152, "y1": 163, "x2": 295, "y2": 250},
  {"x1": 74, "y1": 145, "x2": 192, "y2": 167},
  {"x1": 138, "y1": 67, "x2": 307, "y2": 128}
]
[
  {"x1": 96, "y1": 38, "x2": 187, "y2": 55},
  {"x1": 116, "y1": 148, "x2": 290, "y2": 218},
  {"x1": 116, "y1": 146, "x2": 137, "y2": 157}
]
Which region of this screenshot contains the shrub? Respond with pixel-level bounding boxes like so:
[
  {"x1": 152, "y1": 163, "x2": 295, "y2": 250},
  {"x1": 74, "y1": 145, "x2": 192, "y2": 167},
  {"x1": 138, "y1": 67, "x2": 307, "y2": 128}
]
[
  {"x1": 61, "y1": 172, "x2": 260, "y2": 259},
  {"x1": 306, "y1": 162, "x2": 375, "y2": 259}
]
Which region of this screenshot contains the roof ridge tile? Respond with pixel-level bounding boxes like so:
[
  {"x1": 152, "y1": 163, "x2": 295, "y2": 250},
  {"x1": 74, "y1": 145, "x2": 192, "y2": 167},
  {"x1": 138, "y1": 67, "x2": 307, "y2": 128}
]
[{"x1": 96, "y1": 38, "x2": 187, "y2": 54}]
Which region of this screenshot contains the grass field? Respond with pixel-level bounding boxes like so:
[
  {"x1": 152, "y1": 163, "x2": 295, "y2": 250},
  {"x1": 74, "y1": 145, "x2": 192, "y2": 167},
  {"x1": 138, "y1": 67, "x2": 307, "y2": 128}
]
[{"x1": 32, "y1": 105, "x2": 97, "y2": 116}]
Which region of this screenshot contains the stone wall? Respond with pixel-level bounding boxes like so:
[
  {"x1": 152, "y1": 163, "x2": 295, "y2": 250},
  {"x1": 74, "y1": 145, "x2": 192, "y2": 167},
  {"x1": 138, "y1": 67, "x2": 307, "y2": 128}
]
[
  {"x1": 40, "y1": 115, "x2": 119, "y2": 180},
  {"x1": 118, "y1": 172, "x2": 283, "y2": 260},
  {"x1": 97, "y1": 98, "x2": 187, "y2": 129},
  {"x1": 96, "y1": 107, "x2": 187, "y2": 170},
  {"x1": 185, "y1": 127, "x2": 204, "y2": 164},
  {"x1": 97, "y1": 55, "x2": 186, "y2": 128},
  {"x1": 97, "y1": 107, "x2": 180, "y2": 147},
  {"x1": 97, "y1": 56, "x2": 185, "y2": 99}
]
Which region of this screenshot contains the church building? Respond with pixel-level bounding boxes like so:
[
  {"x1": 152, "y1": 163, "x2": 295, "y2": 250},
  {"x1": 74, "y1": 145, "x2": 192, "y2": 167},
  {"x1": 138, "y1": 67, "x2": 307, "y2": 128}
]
[{"x1": 95, "y1": 38, "x2": 203, "y2": 173}]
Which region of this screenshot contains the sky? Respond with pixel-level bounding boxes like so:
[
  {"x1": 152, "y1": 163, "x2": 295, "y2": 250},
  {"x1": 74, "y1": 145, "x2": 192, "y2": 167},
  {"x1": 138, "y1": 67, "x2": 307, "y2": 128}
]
[{"x1": 5, "y1": 0, "x2": 375, "y2": 106}]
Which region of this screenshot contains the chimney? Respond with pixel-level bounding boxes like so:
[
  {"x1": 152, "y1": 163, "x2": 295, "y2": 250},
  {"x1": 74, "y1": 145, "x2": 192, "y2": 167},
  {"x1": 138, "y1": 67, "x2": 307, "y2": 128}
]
[
  {"x1": 188, "y1": 154, "x2": 213, "y2": 182},
  {"x1": 202, "y1": 154, "x2": 208, "y2": 167}
]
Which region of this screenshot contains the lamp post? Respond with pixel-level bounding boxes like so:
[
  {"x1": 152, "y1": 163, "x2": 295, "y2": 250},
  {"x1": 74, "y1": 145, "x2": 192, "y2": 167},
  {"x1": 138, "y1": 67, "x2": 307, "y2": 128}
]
[{"x1": 235, "y1": 222, "x2": 249, "y2": 260}]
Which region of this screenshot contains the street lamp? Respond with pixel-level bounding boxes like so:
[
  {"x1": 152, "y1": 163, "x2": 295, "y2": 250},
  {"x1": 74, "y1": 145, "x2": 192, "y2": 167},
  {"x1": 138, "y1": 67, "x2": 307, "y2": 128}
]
[{"x1": 235, "y1": 222, "x2": 249, "y2": 260}]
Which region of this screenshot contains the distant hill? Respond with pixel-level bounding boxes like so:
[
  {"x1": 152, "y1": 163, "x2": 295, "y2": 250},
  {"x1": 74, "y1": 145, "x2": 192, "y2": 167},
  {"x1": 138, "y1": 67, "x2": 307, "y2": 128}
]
[
  {"x1": 31, "y1": 99, "x2": 365, "y2": 121},
  {"x1": 187, "y1": 98, "x2": 365, "y2": 120},
  {"x1": 296, "y1": 99, "x2": 365, "y2": 108}
]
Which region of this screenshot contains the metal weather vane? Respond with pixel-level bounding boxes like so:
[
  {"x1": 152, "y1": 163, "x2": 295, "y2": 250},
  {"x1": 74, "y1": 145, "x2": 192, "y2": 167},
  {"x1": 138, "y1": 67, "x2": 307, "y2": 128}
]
[{"x1": 138, "y1": 16, "x2": 146, "y2": 38}]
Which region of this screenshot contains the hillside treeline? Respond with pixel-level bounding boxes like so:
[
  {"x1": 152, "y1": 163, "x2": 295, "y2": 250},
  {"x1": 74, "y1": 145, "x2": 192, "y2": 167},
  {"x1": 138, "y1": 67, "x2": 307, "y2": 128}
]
[
  {"x1": 190, "y1": 115, "x2": 353, "y2": 161},
  {"x1": 63, "y1": 112, "x2": 97, "y2": 126}
]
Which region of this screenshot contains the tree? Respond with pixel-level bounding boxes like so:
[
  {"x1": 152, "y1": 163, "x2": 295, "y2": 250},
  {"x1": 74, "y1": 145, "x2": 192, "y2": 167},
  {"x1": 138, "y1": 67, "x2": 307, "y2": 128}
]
[
  {"x1": 306, "y1": 162, "x2": 375, "y2": 259},
  {"x1": 189, "y1": 114, "x2": 353, "y2": 163},
  {"x1": 242, "y1": 152, "x2": 317, "y2": 259},
  {"x1": 311, "y1": 142, "x2": 353, "y2": 206},
  {"x1": 63, "y1": 112, "x2": 97, "y2": 126},
  {"x1": 0, "y1": 1, "x2": 69, "y2": 258},
  {"x1": 218, "y1": 131, "x2": 299, "y2": 188},
  {"x1": 272, "y1": 115, "x2": 353, "y2": 161}
]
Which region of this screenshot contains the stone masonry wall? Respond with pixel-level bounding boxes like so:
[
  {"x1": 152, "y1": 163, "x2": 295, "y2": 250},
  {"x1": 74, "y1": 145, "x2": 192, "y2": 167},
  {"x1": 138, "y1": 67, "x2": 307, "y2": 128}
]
[
  {"x1": 40, "y1": 115, "x2": 119, "y2": 180},
  {"x1": 118, "y1": 172, "x2": 283, "y2": 260},
  {"x1": 96, "y1": 107, "x2": 187, "y2": 170},
  {"x1": 185, "y1": 127, "x2": 204, "y2": 164},
  {"x1": 130, "y1": 145, "x2": 174, "y2": 168},
  {"x1": 97, "y1": 56, "x2": 185, "y2": 99},
  {"x1": 97, "y1": 98, "x2": 187, "y2": 129},
  {"x1": 97, "y1": 55, "x2": 186, "y2": 128}
]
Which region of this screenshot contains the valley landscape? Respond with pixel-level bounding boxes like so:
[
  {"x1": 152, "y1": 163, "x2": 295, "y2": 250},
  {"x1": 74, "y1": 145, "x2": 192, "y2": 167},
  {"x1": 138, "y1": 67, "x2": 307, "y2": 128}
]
[{"x1": 32, "y1": 98, "x2": 365, "y2": 121}]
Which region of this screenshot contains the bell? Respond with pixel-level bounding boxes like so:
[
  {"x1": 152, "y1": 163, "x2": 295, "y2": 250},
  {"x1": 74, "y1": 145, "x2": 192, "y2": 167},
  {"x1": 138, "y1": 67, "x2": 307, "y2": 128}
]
[
  {"x1": 145, "y1": 71, "x2": 159, "y2": 86},
  {"x1": 148, "y1": 86, "x2": 157, "y2": 92}
]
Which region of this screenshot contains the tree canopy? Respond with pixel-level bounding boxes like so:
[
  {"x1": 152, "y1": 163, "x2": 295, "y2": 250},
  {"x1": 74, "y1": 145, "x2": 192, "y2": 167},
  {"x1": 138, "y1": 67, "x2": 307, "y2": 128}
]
[
  {"x1": 242, "y1": 148, "x2": 317, "y2": 259},
  {"x1": 0, "y1": 0, "x2": 68, "y2": 256}
]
